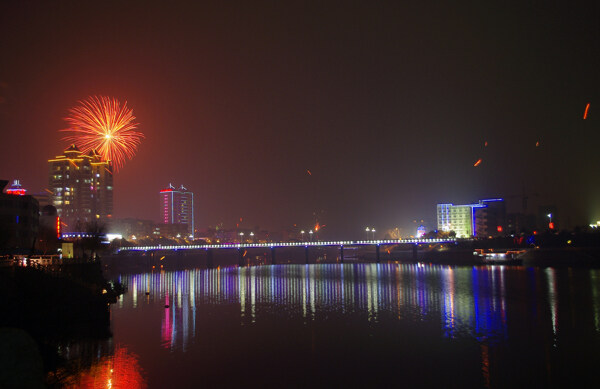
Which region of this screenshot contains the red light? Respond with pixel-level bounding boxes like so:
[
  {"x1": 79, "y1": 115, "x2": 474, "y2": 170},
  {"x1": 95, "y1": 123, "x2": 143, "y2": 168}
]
[
  {"x1": 497, "y1": 226, "x2": 503, "y2": 232},
  {"x1": 6, "y1": 189, "x2": 26, "y2": 196},
  {"x1": 533, "y1": 231, "x2": 537, "y2": 235},
  {"x1": 56, "y1": 216, "x2": 61, "y2": 238},
  {"x1": 549, "y1": 222, "x2": 555, "y2": 230}
]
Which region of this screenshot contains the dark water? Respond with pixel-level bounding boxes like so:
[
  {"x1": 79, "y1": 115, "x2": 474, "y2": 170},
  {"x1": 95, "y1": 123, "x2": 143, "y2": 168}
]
[{"x1": 63, "y1": 264, "x2": 600, "y2": 388}]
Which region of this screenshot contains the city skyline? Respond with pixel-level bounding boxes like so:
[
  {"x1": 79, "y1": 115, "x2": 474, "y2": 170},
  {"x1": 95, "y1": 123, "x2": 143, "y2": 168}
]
[{"x1": 1, "y1": 1, "x2": 598, "y2": 238}]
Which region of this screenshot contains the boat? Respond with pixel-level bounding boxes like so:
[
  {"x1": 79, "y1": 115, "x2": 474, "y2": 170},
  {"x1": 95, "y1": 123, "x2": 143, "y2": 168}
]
[{"x1": 473, "y1": 249, "x2": 526, "y2": 264}]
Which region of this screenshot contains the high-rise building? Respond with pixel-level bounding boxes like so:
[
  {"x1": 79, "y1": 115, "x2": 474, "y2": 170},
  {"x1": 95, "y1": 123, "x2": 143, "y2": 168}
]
[
  {"x1": 48, "y1": 145, "x2": 113, "y2": 232},
  {"x1": 160, "y1": 184, "x2": 194, "y2": 239},
  {"x1": 437, "y1": 198, "x2": 506, "y2": 238}
]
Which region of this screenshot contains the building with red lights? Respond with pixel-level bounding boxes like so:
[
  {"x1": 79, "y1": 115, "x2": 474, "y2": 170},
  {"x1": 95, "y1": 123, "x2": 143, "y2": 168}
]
[
  {"x1": 160, "y1": 184, "x2": 194, "y2": 239},
  {"x1": 48, "y1": 145, "x2": 113, "y2": 232},
  {"x1": 0, "y1": 179, "x2": 39, "y2": 252}
]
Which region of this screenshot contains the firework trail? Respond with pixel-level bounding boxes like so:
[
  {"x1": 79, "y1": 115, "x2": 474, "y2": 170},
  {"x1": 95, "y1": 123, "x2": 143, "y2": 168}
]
[{"x1": 61, "y1": 96, "x2": 144, "y2": 171}]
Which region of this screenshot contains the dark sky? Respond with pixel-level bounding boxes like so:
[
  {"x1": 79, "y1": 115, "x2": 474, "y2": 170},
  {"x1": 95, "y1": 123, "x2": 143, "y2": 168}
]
[{"x1": 1, "y1": 0, "x2": 599, "y2": 238}]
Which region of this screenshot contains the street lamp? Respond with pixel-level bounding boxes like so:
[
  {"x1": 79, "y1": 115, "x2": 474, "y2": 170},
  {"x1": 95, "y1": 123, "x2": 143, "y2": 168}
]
[
  {"x1": 250, "y1": 232, "x2": 254, "y2": 242},
  {"x1": 309, "y1": 230, "x2": 313, "y2": 241},
  {"x1": 301, "y1": 230, "x2": 305, "y2": 241},
  {"x1": 365, "y1": 227, "x2": 370, "y2": 240},
  {"x1": 371, "y1": 228, "x2": 376, "y2": 240},
  {"x1": 239, "y1": 232, "x2": 244, "y2": 243}
]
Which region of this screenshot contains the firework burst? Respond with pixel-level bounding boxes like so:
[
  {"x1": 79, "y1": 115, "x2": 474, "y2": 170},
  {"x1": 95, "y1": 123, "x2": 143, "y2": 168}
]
[{"x1": 61, "y1": 96, "x2": 144, "y2": 171}]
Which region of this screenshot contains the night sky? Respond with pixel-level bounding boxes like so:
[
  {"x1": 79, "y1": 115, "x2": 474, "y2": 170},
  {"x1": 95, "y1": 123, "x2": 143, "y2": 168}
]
[{"x1": 1, "y1": 1, "x2": 599, "y2": 238}]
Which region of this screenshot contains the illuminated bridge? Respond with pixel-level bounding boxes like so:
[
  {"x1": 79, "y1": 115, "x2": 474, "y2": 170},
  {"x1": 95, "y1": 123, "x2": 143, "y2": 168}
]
[{"x1": 117, "y1": 238, "x2": 457, "y2": 266}]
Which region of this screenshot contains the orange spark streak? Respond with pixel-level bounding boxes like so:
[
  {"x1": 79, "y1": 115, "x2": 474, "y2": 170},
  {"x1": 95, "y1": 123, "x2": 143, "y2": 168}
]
[
  {"x1": 473, "y1": 159, "x2": 482, "y2": 167},
  {"x1": 307, "y1": 169, "x2": 312, "y2": 176},
  {"x1": 61, "y1": 96, "x2": 143, "y2": 172},
  {"x1": 584, "y1": 103, "x2": 590, "y2": 119}
]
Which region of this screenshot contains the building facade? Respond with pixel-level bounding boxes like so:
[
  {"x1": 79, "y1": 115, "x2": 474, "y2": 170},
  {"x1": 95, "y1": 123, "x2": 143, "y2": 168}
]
[
  {"x1": 160, "y1": 184, "x2": 194, "y2": 239},
  {"x1": 48, "y1": 145, "x2": 113, "y2": 232},
  {"x1": 437, "y1": 199, "x2": 506, "y2": 238},
  {"x1": 0, "y1": 179, "x2": 39, "y2": 252}
]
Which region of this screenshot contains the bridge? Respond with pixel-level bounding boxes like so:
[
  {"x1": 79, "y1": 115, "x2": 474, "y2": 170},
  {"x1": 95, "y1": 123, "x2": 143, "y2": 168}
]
[{"x1": 117, "y1": 238, "x2": 457, "y2": 266}]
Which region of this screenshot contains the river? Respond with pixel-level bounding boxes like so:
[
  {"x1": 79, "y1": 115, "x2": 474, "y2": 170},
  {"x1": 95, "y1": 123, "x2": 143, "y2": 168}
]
[{"x1": 60, "y1": 263, "x2": 600, "y2": 388}]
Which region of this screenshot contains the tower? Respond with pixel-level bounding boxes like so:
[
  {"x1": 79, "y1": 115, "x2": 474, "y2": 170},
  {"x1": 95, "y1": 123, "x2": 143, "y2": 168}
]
[
  {"x1": 160, "y1": 184, "x2": 194, "y2": 239},
  {"x1": 48, "y1": 145, "x2": 113, "y2": 232}
]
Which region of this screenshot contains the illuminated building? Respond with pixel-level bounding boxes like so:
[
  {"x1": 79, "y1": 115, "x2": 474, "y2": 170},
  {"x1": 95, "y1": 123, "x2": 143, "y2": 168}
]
[
  {"x1": 0, "y1": 179, "x2": 39, "y2": 251},
  {"x1": 416, "y1": 225, "x2": 427, "y2": 238},
  {"x1": 437, "y1": 199, "x2": 506, "y2": 238},
  {"x1": 5, "y1": 179, "x2": 27, "y2": 195},
  {"x1": 38, "y1": 205, "x2": 60, "y2": 252},
  {"x1": 48, "y1": 145, "x2": 113, "y2": 232},
  {"x1": 160, "y1": 184, "x2": 194, "y2": 239}
]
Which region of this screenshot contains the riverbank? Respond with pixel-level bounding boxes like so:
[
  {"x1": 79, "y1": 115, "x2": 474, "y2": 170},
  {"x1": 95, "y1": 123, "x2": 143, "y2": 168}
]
[
  {"x1": 0, "y1": 261, "x2": 124, "y2": 386},
  {"x1": 520, "y1": 247, "x2": 600, "y2": 267}
]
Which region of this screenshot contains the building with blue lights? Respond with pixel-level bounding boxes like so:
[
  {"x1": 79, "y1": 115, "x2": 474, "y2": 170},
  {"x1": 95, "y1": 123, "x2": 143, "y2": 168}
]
[
  {"x1": 437, "y1": 199, "x2": 506, "y2": 238},
  {"x1": 160, "y1": 184, "x2": 194, "y2": 239}
]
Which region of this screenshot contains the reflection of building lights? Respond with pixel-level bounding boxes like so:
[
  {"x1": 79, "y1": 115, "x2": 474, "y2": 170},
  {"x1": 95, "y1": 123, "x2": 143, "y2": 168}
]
[{"x1": 66, "y1": 345, "x2": 145, "y2": 387}]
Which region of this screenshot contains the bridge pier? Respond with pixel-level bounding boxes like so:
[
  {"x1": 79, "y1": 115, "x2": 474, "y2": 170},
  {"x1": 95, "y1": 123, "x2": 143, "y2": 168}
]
[
  {"x1": 271, "y1": 247, "x2": 276, "y2": 265},
  {"x1": 376, "y1": 244, "x2": 380, "y2": 263},
  {"x1": 238, "y1": 248, "x2": 245, "y2": 267},
  {"x1": 305, "y1": 246, "x2": 309, "y2": 264},
  {"x1": 206, "y1": 249, "x2": 214, "y2": 268},
  {"x1": 340, "y1": 245, "x2": 344, "y2": 264},
  {"x1": 412, "y1": 244, "x2": 418, "y2": 261}
]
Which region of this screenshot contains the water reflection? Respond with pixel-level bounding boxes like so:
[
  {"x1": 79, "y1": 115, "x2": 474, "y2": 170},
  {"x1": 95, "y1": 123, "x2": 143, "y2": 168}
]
[
  {"x1": 61, "y1": 264, "x2": 600, "y2": 388},
  {"x1": 56, "y1": 341, "x2": 146, "y2": 388},
  {"x1": 111, "y1": 263, "x2": 600, "y2": 353}
]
